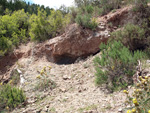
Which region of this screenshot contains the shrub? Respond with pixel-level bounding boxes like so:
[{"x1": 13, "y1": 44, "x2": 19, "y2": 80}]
[
  {"x1": 29, "y1": 9, "x2": 71, "y2": 41},
  {"x1": 69, "y1": 6, "x2": 78, "y2": 22},
  {"x1": 94, "y1": 41, "x2": 147, "y2": 91},
  {"x1": 0, "y1": 84, "x2": 26, "y2": 111},
  {"x1": 124, "y1": 76, "x2": 150, "y2": 113},
  {"x1": 0, "y1": 9, "x2": 29, "y2": 56},
  {"x1": 49, "y1": 10, "x2": 71, "y2": 34},
  {"x1": 29, "y1": 9, "x2": 51, "y2": 41},
  {"x1": 111, "y1": 24, "x2": 146, "y2": 51},
  {"x1": 132, "y1": 0, "x2": 148, "y2": 12},
  {"x1": 0, "y1": 36, "x2": 13, "y2": 56},
  {"x1": 74, "y1": 0, "x2": 123, "y2": 29},
  {"x1": 74, "y1": 0, "x2": 93, "y2": 8},
  {"x1": 11, "y1": 9, "x2": 29, "y2": 30},
  {"x1": 96, "y1": 0, "x2": 122, "y2": 15},
  {"x1": 92, "y1": 6, "x2": 103, "y2": 17},
  {"x1": 85, "y1": 5, "x2": 94, "y2": 14},
  {"x1": 75, "y1": 14, "x2": 98, "y2": 30}
]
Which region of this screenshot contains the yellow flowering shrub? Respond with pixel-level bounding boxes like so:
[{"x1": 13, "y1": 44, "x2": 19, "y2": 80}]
[
  {"x1": 35, "y1": 66, "x2": 56, "y2": 91},
  {"x1": 124, "y1": 76, "x2": 150, "y2": 113}
]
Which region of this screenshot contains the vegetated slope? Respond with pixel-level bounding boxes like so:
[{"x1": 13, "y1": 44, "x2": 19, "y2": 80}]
[{"x1": 0, "y1": 4, "x2": 147, "y2": 113}]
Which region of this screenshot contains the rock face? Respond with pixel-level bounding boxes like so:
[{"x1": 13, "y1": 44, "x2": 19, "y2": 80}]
[
  {"x1": 97, "y1": 5, "x2": 132, "y2": 27},
  {"x1": 34, "y1": 24, "x2": 110, "y2": 64}
]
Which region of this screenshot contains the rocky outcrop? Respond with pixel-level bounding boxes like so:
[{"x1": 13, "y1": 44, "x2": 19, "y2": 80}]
[
  {"x1": 1, "y1": 5, "x2": 134, "y2": 82},
  {"x1": 34, "y1": 24, "x2": 110, "y2": 64},
  {"x1": 97, "y1": 6, "x2": 132, "y2": 26}
]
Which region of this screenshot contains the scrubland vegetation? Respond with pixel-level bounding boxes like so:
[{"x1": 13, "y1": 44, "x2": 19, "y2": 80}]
[
  {"x1": 0, "y1": 83, "x2": 26, "y2": 112},
  {"x1": 0, "y1": 0, "x2": 150, "y2": 112},
  {"x1": 94, "y1": 0, "x2": 150, "y2": 90},
  {"x1": 0, "y1": 7, "x2": 70, "y2": 56}
]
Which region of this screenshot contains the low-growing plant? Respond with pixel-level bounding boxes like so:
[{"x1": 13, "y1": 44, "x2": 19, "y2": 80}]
[
  {"x1": 35, "y1": 66, "x2": 56, "y2": 91},
  {"x1": 123, "y1": 76, "x2": 150, "y2": 113},
  {"x1": 78, "y1": 104, "x2": 97, "y2": 113},
  {"x1": 0, "y1": 83, "x2": 26, "y2": 111},
  {"x1": 94, "y1": 41, "x2": 147, "y2": 91},
  {"x1": 10, "y1": 69, "x2": 20, "y2": 85}
]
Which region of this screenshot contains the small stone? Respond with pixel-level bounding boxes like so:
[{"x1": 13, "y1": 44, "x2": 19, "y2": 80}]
[
  {"x1": 64, "y1": 97, "x2": 69, "y2": 99},
  {"x1": 98, "y1": 25, "x2": 105, "y2": 30},
  {"x1": 102, "y1": 104, "x2": 105, "y2": 107},
  {"x1": 60, "y1": 88, "x2": 66, "y2": 92},
  {"x1": 113, "y1": 26, "x2": 117, "y2": 29},
  {"x1": 46, "y1": 105, "x2": 49, "y2": 108},
  {"x1": 118, "y1": 108, "x2": 122, "y2": 112},
  {"x1": 88, "y1": 111, "x2": 94, "y2": 113},
  {"x1": 146, "y1": 60, "x2": 150, "y2": 63},
  {"x1": 43, "y1": 106, "x2": 49, "y2": 112},
  {"x1": 83, "y1": 88, "x2": 87, "y2": 91},
  {"x1": 17, "y1": 69, "x2": 22, "y2": 74},
  {"x1": 28, "y1": 99, "x2": 36, "y2": 104},
  {"x1": 127, "y1": 105, "x2": 131, "y2": 108},
  {"x1": 35, "y1": 109, "x2": 42, "y2": 113},
  {"x1": 78, "y1": 89, "x2": 82, "y2": 93},
  {"x1": 128, "y1": 86, "x2": 131, "y2": 89},
  {"x1": 63, "y1": 75, "x2": 71, "y2": 80}
]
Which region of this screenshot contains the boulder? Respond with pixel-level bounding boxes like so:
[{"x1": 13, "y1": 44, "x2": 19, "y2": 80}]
[{"x1": 34, "y1": 24, "x2": 109, "y2": 64}]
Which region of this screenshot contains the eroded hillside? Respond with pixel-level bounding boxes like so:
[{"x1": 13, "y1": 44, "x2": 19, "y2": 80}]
[{"x1": 1, "y1": 1, "x2": 150, "y2": 113}]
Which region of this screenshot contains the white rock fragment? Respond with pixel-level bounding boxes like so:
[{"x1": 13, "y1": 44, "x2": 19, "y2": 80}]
[
  {"x1": 17, "y1": 69, "x2": 22, "y2": 74},
  {"x1": 118, "y1": 108, "x2": 122, "y2": 112}
]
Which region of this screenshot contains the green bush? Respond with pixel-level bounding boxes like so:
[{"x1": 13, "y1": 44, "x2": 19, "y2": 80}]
[
  {"x1": 84, "y1": 5, "x2": 94, "y2": 14},
  {"x1": 75, "y1": 14, "x2": 98, "y2": 30},
  {"x1": 0, "y1": 84, "x2": 26, "y2": 111},
  {"x1": 94, "y1": 41, "x2": 147, "y2": 91},
  {"x1": 29, "y1": 10, "x2": 51, "y2": 41},
  {"x1": 111, "y1": 24, "x2": 146, "y2": 51},
  {"x1": 132, "y1": 0, "x2": 148, "y2": 12},
  {"x1": 69, "y1": 6, "x2": 78, "y2": 22},
  {"x1": 74, "y1": 4, "x2": 98, "y2": 30},
  {"x1": 0, "y1": 9, "x2": 29, "y2": 56},
  {"x1": 0, "y1": 36, "x2": 13, "y2": 56},
  {"x1": 93, "y1": 0, "x2": 122, "y2": 15},
  {"x1": 29, "y1": 9, "x2": 71, "y2": 41},
  {"x1": 74, "y1": 0, "x2": 123, "y2": 29}
]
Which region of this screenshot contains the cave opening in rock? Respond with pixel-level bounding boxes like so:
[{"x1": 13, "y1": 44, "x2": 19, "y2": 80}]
[
  {"x1": 54, "y1": 50, "x2": 100, "y2": 65},
  {"x1": 54, "y1": 54, "x2": 77, "y2": 65}
]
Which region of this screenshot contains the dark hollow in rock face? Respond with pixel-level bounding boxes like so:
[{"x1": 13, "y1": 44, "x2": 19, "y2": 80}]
[{"x1": 54, "y1": 54, "x2": 77, "y2": 64}]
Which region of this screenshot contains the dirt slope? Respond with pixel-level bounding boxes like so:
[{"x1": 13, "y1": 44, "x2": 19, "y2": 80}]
[{"x1": 12, "y1": 53, "x2": 128, "y2": 113}]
